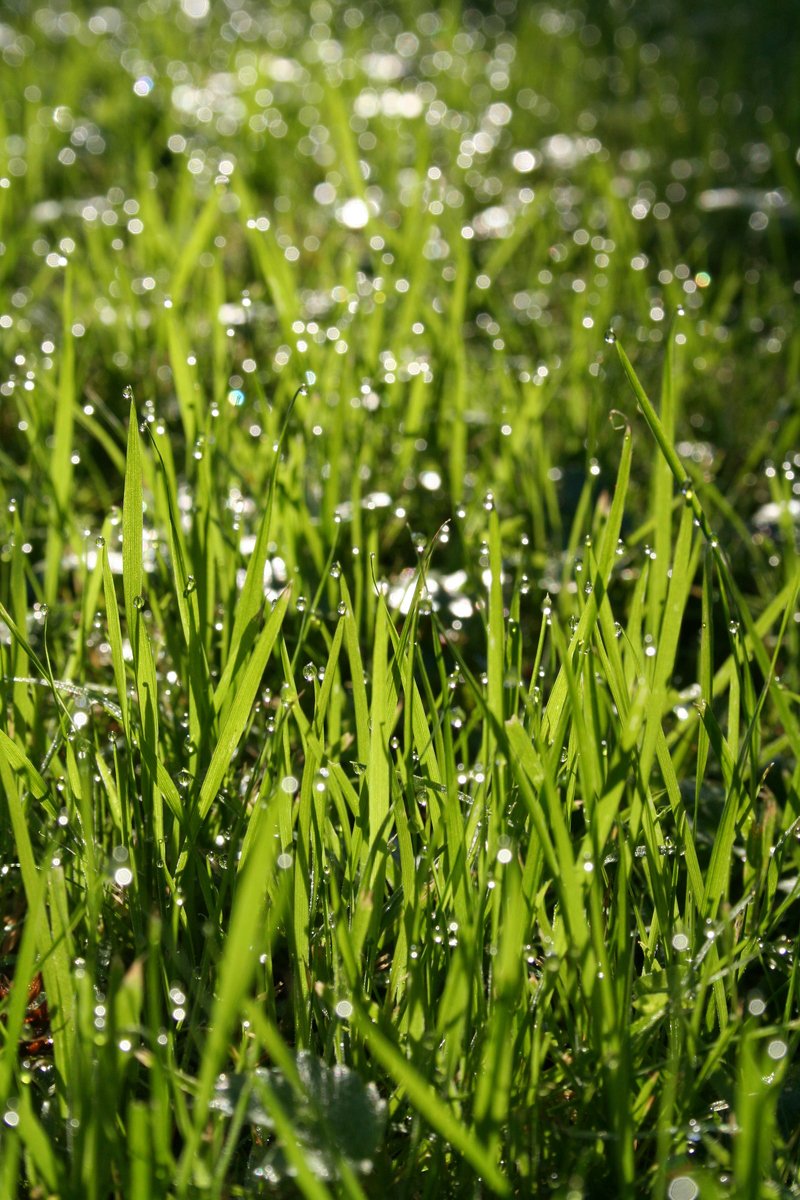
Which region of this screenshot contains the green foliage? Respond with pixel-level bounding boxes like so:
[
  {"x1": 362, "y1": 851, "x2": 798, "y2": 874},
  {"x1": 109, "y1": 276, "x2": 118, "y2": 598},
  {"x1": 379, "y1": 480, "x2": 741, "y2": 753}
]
[{"x1": 1, "y1": 2, "x2": 799, "y2": 1198}]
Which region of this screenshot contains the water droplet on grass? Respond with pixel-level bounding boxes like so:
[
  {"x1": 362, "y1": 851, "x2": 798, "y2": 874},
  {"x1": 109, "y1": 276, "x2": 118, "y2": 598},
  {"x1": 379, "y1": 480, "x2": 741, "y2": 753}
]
[
  {"x1": 604, "y1": 328, "x2": 616, "y2": 344},
  {"x1": 338, "y1": 197, "x2": 370, "y2": 229}
]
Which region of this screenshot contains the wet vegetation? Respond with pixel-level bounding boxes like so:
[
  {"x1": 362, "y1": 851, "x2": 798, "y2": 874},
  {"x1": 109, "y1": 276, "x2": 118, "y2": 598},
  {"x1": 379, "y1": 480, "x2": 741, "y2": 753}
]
[{"x1": 1, "y1": 0, "x2": 799, "y2": 1196}]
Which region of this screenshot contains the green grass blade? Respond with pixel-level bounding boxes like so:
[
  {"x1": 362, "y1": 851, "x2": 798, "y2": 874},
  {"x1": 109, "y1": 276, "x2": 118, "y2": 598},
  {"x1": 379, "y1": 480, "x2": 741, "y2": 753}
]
[{"x1": 197, "y1": 587, "x2": 291, "y2": 822}]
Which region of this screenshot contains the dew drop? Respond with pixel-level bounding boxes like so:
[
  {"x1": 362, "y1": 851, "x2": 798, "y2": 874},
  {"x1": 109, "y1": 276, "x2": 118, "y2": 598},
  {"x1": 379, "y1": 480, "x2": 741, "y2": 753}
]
[{"x1": 604, "y1": 328, "x2": 617, "y2": 344}]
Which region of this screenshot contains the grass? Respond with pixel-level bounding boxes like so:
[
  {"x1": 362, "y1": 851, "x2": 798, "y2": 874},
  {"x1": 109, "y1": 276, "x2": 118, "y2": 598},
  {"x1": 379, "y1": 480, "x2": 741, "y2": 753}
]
[{"x1": 1, "y1": 0, "x2": 800, "y2": 1196}]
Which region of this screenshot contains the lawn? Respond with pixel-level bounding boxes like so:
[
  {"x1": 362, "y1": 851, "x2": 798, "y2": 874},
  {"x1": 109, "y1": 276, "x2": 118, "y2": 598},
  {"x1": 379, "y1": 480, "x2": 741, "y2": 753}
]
[{"x1": 1, "y1": 0, "x2": 799, "y2": 1196}]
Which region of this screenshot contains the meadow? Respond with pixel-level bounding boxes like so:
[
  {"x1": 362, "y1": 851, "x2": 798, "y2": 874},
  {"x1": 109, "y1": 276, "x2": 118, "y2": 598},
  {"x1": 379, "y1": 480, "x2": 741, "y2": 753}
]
[{"x1": 1, "y1": 0, "x2": 799, "y2": 1195}]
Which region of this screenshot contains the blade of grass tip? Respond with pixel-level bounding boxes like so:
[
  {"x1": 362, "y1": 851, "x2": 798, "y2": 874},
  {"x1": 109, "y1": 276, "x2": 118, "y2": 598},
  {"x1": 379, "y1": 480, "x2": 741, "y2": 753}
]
[
  {"x1": 164, "y1": 308, "x2": 203, "y2": 455},
  {"x1": 637, "y1": 502, "x2": 696, "y2": 784},
  {"x1": 420, "y1": 634, "x2": 470, "y2": 930},
  {"x1": 281, "y1": 651, "x2": 314, "y2": 1049},
  {"x1": 648, "y1": 334, "x2": 677, "y2": 633},
  {"x1": 654, "y1": 733, "x2": 705, "y2": 922},
  {"x1": 233, "y1": 175, "x2": 297, "y2": 338},
  {"x1": 703, "y1": 570, "x2": 800, "y2": 927},
  {"x1": 44, "y1": 268, "x2": 75, "y2": 605},
  {"x1": 696, "y1": 546, "x2": 714, "y2": 828},
  {"x1": 485, "y1": 504, "x2": 505, "y2": 786},
  {"x1": 144, "y1": 423, "x2": 212, "y2": 746},
  {"x1": 351, "y1": 590, "x2": 398, "y2": 958},
  {"x1": 624, "y1": 324, "x2": 800, "y2": 757},
  {"x1": 345, "y1": 994, "x2": 511, "y2": 1197},
  {"x1": 68, "y1": 518, "x2": 105, "y2": 680},
  {"x1": 323, "y1": 81, "x2": 365, "y2": 199},
  {"x1": 101, "y1": 530, "x2": 129, "y2": 732},
  {"x1": 195, "y1": 586, "x2": 291, "y2": 825},
  {"x1": 122, "y1": 396, "x2": 143, "y2": 638},
  {"x1": 384, "y1": 590, "x2": 445, "y2": 816},
  {"x1": 122, "y1": 397, "x2": 166, "y2": 845},
  {"x1": 288, "y1": 623, "x2": 345, "y2": 1044},
  {"x1": 175, "y1": 803, "x2": 280, "y2": 1197},
  {"x1": 472, "y1": 855, "x2": 526, "y2": 1156},
  {"x1": 615, "y1": 340, "x2": 716, "y2": 543},
  {"x1": 10, "y1": 507, "x2": 34, "y2": 729},
  {"x1": 542, "y1": 416, "x2": 632, "y2": 742},
  {"x1": 340, "y1": 573, "x2": 370, "y2": 764},
  {"x1": 503, "y1": 718, "x2": 590, "y2": 956},
  {"x1": 214, "y1": 387, "x2": 302, "y2": 713},
  {"x1": 365, "y1": 594, "x2": 391, "y2": 861},
  {"x1": 170, "y1": 187, "x2": 221, "y2": 310}
]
